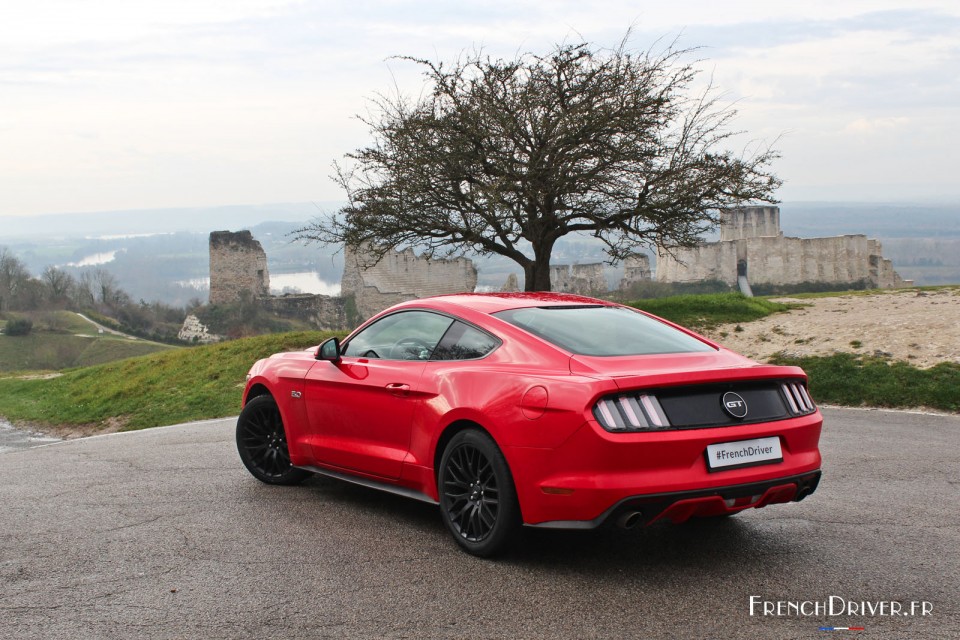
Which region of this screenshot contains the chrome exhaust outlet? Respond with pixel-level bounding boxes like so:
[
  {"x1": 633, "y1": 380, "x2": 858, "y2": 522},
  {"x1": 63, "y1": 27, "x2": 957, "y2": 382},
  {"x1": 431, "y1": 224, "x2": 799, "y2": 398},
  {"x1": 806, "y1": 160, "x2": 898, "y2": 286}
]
[{"x1": 616, "y1": 511, "x2": 643, "y2": 530}]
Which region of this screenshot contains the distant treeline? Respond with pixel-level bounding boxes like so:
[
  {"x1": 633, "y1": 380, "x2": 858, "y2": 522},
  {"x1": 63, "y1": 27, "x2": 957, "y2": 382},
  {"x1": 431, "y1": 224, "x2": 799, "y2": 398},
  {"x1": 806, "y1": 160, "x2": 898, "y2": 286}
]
[{"x1": 0, "y1": 246, "x2": 191, "y2": 343}]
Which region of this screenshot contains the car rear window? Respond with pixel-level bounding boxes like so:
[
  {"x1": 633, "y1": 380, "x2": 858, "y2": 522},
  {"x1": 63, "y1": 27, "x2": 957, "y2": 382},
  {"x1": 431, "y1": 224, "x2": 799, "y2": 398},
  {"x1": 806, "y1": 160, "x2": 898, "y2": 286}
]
[{"x1": 493, "y1": 305, "x2": 715, "y2": 357}]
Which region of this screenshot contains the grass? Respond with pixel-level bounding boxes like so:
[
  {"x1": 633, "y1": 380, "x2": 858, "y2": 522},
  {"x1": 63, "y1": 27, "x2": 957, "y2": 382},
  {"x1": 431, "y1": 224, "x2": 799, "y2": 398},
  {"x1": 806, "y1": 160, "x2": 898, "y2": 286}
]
[
  {"x1": 628, "y1": 292, "x2": 795, "y2": 331},
  {"x1": 0, "y1": 330, "x2": 340, "y2": 431},
  {"x1": 51, "y1": 311, "x2": 100, "y2": 334},
  {"x1": 0, "y1": 333, "x2": 177, "y2": 372},
  {"x1": 0, "y1": 310, "x2": 175, "y2": 372},
  {"x1": 770, "y1": 353, "x2": 960, "y2": 413},
  {"x1": 770, "y1": 284, "x2": 960, "y2": 300},
  {"x1": 2, "y1": 290, "x2": 958, "y2": 433},
  {"x1": 632, "y1": 291, "x2": 960, "y2": 413}
]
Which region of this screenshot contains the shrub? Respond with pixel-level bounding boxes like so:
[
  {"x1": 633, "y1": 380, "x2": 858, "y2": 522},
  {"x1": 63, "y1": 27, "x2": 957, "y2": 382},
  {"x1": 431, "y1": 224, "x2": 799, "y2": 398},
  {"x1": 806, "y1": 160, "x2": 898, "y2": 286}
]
[{"x1": 4, "y1": 317, "x2": 33, "y2": 336}]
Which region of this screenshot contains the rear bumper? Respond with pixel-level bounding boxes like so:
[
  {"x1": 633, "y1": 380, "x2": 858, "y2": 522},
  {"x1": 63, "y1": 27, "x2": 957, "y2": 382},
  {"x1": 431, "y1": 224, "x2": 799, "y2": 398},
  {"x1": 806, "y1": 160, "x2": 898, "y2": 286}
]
[
  {"x1": 505, "y1": 411, "x2": 823, "y2": 526},
  {"x1": 527, "y1": 470, "x2": 821, "y2": 529}
]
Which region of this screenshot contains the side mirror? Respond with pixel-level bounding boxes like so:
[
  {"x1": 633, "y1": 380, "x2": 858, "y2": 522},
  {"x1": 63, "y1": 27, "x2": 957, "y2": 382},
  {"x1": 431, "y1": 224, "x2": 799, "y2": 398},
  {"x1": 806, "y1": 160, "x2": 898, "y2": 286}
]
[{"x1": 316, "y1": 337, "x2": 341, "y2": 363}]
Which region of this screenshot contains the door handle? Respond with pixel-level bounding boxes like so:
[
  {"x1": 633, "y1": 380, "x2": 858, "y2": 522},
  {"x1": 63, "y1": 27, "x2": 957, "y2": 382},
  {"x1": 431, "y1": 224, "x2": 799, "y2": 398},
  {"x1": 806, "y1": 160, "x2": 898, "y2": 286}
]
[{"x1": 386, "y1": 383, "x2": 410, "y2": 397}]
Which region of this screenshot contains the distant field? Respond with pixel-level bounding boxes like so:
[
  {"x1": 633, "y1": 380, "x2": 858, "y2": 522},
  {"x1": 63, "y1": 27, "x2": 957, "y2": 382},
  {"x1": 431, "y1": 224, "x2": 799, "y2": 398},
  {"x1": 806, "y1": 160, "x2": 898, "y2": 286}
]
[
  {"x1": 0, "y1": 330, "x2": 339, "y2": 432},
  {"x1": 0, "y1": 311, "x2": 174, "y2": 372},
  {"x1": 894, "y1": 265, "x2": 960, "y2": 286}
]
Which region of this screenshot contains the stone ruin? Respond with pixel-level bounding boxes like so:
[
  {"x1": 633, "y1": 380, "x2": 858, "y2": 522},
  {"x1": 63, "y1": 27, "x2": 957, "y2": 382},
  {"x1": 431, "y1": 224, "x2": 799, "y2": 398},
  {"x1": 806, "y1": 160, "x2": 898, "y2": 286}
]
[
  {"x1": 618, "y1": 254, "x2": 652, "y2": 291},
  {"x1": 185, "y1": 232, "x2": 479, "y2": 337},
  {"x1": 341, "y1": 245, "x2": 478, "y2": 320},
  {"x1": 180, "y1": 230, "x2": 271, "y2": 342},
  {"x1": 656, "y1": 206, "x2": 906, "y2": 291},
  {"x1": 550, "y1": 263, "x2": 607, "y2": 295},
  {"x1": 185, "y1": 207, "x2": 905, "y2": 342},
  {"x1": 208, "y1": 231, "x2": 270, "y2": 304},
  {"x1": 177, "y1": 314, "x2": 220, "y2": 343}
]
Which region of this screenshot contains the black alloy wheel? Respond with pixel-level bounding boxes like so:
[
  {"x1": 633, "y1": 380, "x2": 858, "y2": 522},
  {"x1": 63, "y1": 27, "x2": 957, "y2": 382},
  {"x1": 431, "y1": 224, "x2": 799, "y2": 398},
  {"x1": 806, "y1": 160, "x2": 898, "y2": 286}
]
[
  {"x1": 236, "y1": 395, "x2": 310, "y2": 485},
  {"x1": 439, "y1": 430, "x2": 520, "y2": 557}
]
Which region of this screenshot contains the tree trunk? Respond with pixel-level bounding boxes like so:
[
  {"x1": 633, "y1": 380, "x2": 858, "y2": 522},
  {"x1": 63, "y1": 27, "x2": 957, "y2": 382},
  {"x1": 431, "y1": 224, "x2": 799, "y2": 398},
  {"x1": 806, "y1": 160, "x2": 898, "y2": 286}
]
[
  {"x1": 523, "y1": 262, "x2": 552, "y2": 292},
  {"x1": 523, "y1": 237, "x2": 556, "y2": 292}
]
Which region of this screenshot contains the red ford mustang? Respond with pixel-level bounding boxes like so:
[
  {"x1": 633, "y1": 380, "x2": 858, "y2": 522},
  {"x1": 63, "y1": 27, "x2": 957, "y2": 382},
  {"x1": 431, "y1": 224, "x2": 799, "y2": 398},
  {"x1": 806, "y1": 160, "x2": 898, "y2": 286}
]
[{"x1": 237, "y1": 293, "x2": 822, "y2": 556}]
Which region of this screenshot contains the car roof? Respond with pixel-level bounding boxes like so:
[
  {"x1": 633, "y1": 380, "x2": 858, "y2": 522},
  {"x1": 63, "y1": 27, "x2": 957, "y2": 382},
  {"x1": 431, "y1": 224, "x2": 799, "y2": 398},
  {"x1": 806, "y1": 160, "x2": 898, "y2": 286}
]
[{"x1": 413, "y1": 292, "x2": 615, "y2": 315}]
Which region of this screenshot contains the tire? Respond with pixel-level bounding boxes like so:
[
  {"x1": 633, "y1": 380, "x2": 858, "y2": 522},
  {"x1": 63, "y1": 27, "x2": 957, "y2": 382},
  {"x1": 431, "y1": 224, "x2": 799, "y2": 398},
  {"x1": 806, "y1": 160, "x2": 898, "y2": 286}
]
[
  {"x1": 438, "y1": 430, "x2": 521, "y2": 557},
  {"x1": 236, "y1": 395, "x2": 311, "y2": 485}
]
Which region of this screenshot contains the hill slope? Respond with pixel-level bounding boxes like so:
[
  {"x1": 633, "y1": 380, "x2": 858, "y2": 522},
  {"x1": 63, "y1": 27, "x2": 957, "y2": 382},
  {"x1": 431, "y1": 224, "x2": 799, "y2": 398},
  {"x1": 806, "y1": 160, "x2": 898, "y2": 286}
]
[
  {"x1": 0, "y1": 330, "x2": 338, "y2": 433},
  {"x1": 0, "y1": 312, "x2": 174, "y2": 372},
  {"x1": 2, "y1": 290, "x2": 958, "y2": 437}
]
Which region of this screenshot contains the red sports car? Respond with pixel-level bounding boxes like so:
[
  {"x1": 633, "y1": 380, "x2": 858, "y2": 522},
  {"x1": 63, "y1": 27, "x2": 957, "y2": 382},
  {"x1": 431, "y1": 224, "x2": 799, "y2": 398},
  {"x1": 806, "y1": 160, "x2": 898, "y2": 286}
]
[{"x1": 237, "y1": 293, "x2": 822, "y2": 556}]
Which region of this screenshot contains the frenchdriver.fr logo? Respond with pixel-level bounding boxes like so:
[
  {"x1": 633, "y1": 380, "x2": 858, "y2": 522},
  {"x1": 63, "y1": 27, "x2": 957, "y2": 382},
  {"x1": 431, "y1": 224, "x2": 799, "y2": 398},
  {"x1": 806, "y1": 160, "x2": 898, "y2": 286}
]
[{"x1": 749, "y1": 595, "x2": 933, "y2": 632}]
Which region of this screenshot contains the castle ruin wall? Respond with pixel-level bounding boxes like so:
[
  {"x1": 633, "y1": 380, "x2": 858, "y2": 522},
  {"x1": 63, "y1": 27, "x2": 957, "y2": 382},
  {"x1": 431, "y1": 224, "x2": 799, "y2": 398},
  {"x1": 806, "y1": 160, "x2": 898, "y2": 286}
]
[
  {"x1": 744, "y1": 234, "x2": 873, "y2": 285},
  {"x1": 341, "y1": 246, "x2": 478, "y2": 320},
  {"x1": 550, "y1": 263, "x2": 607, "y2": 295},
  {"x1": 720, "y1": 206, "x2": 781, "y2": 241},
  {"x1": 656, "y1": 242, "x2": 739, "y2": 284},
  {"x1": 618, "y1": 254, "x2": 652, "y2": 290},
  {"x1": 209, "y1": 230, "x2": 270, "y2": 304},
  {"x1": 657, "y1": 206, "x2": 904, "y2": 289}
]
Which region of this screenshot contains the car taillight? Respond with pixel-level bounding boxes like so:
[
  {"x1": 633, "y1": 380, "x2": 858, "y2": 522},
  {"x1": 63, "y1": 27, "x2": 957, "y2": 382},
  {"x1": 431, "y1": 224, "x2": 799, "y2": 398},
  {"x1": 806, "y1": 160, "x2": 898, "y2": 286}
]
[
  {"x1": 781, "y1": 381, "x2": 816, "y2": 416},
  {"x1": 593, "y1": 393, "x2": 671, "y2": 432}
]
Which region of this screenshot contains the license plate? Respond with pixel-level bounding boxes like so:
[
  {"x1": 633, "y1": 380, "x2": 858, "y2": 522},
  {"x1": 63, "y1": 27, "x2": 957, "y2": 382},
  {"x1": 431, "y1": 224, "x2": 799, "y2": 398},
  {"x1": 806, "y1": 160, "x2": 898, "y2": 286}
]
[{"x1": 706, "y1": 437, "x2": 783, "y2": 471}]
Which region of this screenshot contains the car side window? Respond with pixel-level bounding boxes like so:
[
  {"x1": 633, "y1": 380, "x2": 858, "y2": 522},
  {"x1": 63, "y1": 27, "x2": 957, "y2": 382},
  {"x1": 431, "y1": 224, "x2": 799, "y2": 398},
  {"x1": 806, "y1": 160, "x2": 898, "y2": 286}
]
[
  {"x1": 432, "y1": 321, "x2": 500, "y2": 361},
  {"x1": 342, "y1": 311, "x2": 454, "y2": 361}
]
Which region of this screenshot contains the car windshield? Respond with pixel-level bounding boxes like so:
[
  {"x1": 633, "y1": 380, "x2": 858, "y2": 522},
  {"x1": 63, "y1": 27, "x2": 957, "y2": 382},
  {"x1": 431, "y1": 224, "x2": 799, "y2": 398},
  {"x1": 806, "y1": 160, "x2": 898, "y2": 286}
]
[{"x1": 494, "y1": 305, "x2": 715, "y2": 357}]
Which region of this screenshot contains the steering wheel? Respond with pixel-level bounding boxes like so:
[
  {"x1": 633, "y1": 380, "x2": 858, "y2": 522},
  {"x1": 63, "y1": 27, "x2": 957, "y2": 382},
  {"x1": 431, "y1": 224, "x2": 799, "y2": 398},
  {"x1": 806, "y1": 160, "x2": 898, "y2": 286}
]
[{"x1": 390, "y1": 338, "x2": 432, "y2": 360}]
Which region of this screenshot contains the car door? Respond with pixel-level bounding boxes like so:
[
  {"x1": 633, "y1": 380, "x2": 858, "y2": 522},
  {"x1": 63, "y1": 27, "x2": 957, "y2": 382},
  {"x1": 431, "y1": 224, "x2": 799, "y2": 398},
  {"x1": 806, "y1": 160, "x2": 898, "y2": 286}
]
[{"x1": 303, "y1": 310, "x2": 454, "y2": 479}]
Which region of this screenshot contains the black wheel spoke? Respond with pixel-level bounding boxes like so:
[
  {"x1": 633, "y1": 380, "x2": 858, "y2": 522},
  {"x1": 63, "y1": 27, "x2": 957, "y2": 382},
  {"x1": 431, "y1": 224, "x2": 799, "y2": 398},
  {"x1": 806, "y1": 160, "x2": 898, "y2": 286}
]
[
  {"x1": 448, "y1": 457, "x2": 468, "y2": 483},
  {"x1": 441, "y1": 441, "x2": 502, "y2": 543},
  {"x1": 238, "y1": 401, "x2": 295, "y2": 479},
  {"x1": 236, "y1": 396, "x2": 310, "y2": 486}
]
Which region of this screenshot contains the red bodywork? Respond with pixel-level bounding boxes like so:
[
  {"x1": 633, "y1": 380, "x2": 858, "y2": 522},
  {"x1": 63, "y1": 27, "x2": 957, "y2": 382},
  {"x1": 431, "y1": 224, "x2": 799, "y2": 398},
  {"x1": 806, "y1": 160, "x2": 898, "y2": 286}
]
[{"x1": 242, "y1": 293, "x2": 822, "y2": 527}]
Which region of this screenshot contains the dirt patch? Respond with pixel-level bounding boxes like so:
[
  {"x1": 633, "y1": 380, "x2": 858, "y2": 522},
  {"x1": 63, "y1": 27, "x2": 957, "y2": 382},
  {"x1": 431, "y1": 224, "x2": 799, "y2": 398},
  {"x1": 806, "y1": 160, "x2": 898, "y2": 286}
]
[
  {"x1": 17, "y1": 415, "x2": 130, "y2": 440},
  {"x1": 705, "y1": 288, "x2": 960, "y2": 368},
  {"x1": 15, "y1": 372, "x2": 64, "y2": 380}
]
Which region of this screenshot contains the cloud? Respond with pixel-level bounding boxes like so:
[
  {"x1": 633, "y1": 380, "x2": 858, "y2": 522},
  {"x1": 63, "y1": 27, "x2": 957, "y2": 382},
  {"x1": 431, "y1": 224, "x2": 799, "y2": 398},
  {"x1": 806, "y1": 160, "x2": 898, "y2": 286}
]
[
  {"x1": 841, "y1": 116, "x2": 911, "y2": 135},
  {"x1": 2, "y1": 1, "x2": 960, "y2": 215}
]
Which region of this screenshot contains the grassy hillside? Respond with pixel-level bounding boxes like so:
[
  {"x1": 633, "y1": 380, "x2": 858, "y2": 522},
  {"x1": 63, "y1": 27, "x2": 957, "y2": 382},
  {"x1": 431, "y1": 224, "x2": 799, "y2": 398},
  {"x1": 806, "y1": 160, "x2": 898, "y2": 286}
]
[
  {"x1": 0, "y1": 311, "x2": 175, "y2": 372},
  {"x1": 771, "y1": 353, "x2": 960, "y2": 412},
  {"x1": 0, "y1": 294, "x2": 796, "y2": 432},
  {"x1": 0, "y1": 330, "x2": 339, "y2": 431},
  {"x1": 1, "y1": 292, "x2": 956, "y2": 434},
  {"x1": 629, "y1": 293, "x2": 795, "y2": 330}
]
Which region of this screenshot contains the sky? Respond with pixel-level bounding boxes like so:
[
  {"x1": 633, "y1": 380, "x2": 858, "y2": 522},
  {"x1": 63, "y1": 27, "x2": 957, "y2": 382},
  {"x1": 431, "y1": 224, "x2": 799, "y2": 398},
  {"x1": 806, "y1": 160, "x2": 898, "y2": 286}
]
[{"x1": 1, "y1": 0, "x2": 958, "y2": 217}]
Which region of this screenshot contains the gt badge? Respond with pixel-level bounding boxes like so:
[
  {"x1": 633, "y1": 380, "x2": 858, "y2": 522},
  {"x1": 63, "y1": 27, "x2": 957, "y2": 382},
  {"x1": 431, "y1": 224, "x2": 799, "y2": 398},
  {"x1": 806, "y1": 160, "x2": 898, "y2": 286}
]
[{"x1": 721, "y1": 391, "x2": 748, "y2": 419}]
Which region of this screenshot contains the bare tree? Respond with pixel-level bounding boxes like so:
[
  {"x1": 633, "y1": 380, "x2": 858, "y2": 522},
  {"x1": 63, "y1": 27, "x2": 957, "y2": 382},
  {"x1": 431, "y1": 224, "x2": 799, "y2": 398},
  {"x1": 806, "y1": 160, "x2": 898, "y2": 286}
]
[
  {"x1": 295, "y1": 36, "x2": 781, "y2": 291},
  {"x1": 92, "y1": 268, "x2": 119, "y2": 307},
  {"x1": 73, "y1": 271, "x2": 97, "y2": 309},
  {"x1": 42, "y1": 266, "x2": 76, "y2": 305},
  {"x1": 0, "y1": 247, "x2": 31, "y2": 311}
]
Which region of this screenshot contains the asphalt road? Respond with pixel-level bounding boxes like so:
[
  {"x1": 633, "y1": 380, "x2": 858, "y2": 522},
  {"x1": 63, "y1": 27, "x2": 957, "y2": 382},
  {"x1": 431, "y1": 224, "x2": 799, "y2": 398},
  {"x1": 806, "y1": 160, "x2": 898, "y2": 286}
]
[
  {"x1": 1, "y1": 408, "x2": 957, "y2": 639},
  {"x1": 0, "y1": 419, "x2": 60, "y2": 454}
]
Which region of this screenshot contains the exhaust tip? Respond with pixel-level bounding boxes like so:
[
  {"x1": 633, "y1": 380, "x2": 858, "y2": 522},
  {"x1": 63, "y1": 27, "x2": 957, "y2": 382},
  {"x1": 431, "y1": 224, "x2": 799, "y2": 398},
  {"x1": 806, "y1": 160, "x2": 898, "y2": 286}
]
[{"x1": 617, "y1": 510, "x2": 643, "y2": 530}]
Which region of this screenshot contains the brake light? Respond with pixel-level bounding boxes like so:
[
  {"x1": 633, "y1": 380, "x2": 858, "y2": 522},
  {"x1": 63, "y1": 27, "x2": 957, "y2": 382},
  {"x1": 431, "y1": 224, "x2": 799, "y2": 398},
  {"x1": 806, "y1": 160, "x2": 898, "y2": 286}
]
[{"x1": 593, "y1": 394, "x2": 671, "y2": 432}]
